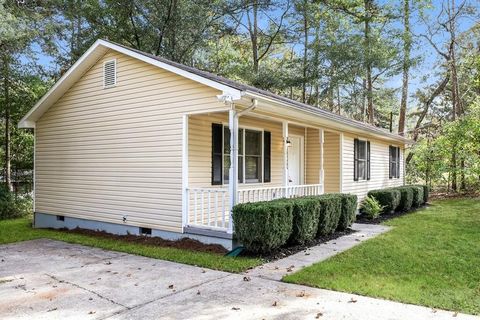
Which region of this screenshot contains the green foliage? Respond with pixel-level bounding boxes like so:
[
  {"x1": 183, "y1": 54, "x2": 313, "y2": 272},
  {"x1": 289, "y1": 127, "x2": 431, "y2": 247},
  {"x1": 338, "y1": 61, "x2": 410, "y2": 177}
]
[
  {"x1": 396, "y1": 186, "x2": 414, "y2": 212},
  {"x1": 288, "y1": 197, "x2": 320, "y2": 244},
  {"x1": 360, "y1": 196, "x2": 383, "y2": 219},
  {"x1": 412, "y1": 186, "x2": 424, "y2": 207},
  {"x1": 232, "y1": 201, "x2": 293, "y2": 253},
  {"x1": 0, "y1": 186, "x2": 32, "y2": 220},
  {"x1": 336, "y1": 194, "x2": 358, "y2": 231},
  {"x1": 367, "y1": 188, "x2": 401, "y2": 214},
  {"x1": 284, "y1": 198, "x2": 480, "y2": 315},
  {"x1": 312, "y1": 194, "x2": 342, "y2": 236},
  {"x1": 416, "y1": 184, "x2": 429, "y2": 203}
]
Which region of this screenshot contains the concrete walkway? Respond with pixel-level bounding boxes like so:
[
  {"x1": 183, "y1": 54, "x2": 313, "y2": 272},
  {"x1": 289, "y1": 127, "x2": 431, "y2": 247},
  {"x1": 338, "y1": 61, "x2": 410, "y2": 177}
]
[
  {"x1": 0, "y1": 239, "x2": 477, "y2": 320},
  {"x1": 246, "y1": 223, "x2": 391, "y2": 280}
]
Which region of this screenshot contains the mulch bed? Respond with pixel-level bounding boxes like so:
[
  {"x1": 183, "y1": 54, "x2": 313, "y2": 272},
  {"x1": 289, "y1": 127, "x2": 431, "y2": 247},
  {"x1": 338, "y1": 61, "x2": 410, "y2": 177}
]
[
  {"x1": 355, "y1": 204, "x2": 429, "y2": 224},
  {"x1": 430, "y1": 192, "x2": 480, "y2": 200},
  {"x1": 240, "y1": 228, "x2": 356, "y2": 262},
  {"x1": 56, "y1": 227, "x2": 228, "y2": 255}
]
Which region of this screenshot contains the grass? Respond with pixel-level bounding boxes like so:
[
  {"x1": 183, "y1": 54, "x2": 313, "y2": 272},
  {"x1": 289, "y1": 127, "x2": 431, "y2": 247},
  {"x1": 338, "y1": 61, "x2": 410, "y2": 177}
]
[
  {"x1": 0, "y1": 218, "x2": 262, "y2": 273},
  {"x1": 283, "y1": 198, "x2": 480, "y2": 315}
]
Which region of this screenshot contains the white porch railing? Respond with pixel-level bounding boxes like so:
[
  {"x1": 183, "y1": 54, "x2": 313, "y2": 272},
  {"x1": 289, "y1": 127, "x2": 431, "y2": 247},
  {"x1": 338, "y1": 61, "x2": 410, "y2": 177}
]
[
  {"x1": 187, "y1": 188, "x2": 231, "y2": 232},
  {"x1": 237, "y1": 184, "x2": 323, "y2": 203},
  {"x1": 186, "y1": 184, "x2": 323, "y2": 233}
]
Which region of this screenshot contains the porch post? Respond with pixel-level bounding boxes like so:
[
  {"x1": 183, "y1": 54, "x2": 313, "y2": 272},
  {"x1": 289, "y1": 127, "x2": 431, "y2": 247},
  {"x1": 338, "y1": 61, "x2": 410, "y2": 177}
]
[
  {"x1": 319, "y1": 128, "x2": 325, "y2": 194},
  {"x1": 339, "y1": 132, "x2": 344, "y2": 193},
  {"x1": 282, "y1": 121, "x2": 289, "y2": 196},
  {"x1": 181, "y1": 114, "x2": 189, "y2": 232},
  {"x1": 228, "y1": 108, "x2": 238, "y2": 233}
]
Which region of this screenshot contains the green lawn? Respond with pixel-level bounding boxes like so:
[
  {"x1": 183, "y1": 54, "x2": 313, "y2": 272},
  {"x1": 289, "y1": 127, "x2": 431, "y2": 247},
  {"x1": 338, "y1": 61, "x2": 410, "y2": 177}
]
[
  {"x1": 284, "y1": 198, "x2": 480, "y2": 315},
  {"x1": 0, "y1": 218, "x2": 261, "y2": 273}
]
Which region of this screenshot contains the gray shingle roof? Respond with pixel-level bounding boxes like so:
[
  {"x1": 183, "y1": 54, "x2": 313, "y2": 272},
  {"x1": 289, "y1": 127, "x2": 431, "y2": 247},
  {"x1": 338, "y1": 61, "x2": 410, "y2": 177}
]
[{"x1": 110, "y1": 41, "x2": 411, "y2": 143}]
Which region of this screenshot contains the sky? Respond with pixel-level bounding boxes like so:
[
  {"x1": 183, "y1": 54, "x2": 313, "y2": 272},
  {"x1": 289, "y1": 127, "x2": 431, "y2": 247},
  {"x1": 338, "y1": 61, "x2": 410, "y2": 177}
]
[{"x1": 32, "y1": 0, "x2": 478, "y2": 104}]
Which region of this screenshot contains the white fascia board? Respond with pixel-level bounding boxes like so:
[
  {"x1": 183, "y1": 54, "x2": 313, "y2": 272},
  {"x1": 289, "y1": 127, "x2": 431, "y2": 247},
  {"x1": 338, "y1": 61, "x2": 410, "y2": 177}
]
[
  {"x1": 18, "y1": 39, "x2": 108, "y2": 128},
  {"x1": 18, "y1": 39, "x2": 242, "y2": 128},
  {"x1": 98, "y1": 41, "x2": 242, "y2": 100},
  {"x1": 245, "y1": 91, "x2": 413, "y2": 145}
]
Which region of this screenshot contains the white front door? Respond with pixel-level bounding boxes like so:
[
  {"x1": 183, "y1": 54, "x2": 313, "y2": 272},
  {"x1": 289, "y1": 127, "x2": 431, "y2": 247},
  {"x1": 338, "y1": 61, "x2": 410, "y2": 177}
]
[{"x1": 287, "y1": 135, "x2": 304, "y2": 185}]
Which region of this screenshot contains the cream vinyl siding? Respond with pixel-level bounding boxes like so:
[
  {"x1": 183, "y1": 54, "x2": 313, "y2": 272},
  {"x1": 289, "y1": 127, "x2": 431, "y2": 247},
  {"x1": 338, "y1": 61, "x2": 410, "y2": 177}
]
[
  {"x1": 35, "y1": 50, "x2": 226, "y2": 232},
  {"x1": 305, "y1": 128, "x2": 320, "y2": 185},
  {"x1": 341, "y1": 133, "x2": 404, "y2": 202},
  {"x1": 188, "y1": 114, "x2": 284, "y2": 188},
  {"x1": 324, "y1": 131, "x2": 341, "y2": 193}
]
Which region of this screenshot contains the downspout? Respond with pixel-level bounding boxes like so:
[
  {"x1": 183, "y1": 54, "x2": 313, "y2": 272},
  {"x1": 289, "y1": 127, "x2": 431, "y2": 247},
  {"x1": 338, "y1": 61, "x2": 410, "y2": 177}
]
[{"x1": 228, "y1": 98, "x2": 257, "y2": 233}]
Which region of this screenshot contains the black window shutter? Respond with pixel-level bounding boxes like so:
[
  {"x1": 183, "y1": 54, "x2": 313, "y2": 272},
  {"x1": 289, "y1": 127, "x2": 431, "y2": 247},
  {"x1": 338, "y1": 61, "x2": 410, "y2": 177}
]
[
  {"x1": 367, "y1": 141, "x2": 371, "y2": 180},
  {"x1": 389, "y1": 146, "x2": 393, "y2": 179},
  {"x1": 396, "y1": 147, "x2": 401, "y2": 178},
  {"x1": 211, "y1": 123, "x2": 223, "y2": 185},
  {"x1": 263, "y1": 131, "x2": 271, "y2": 183},
  {"x1": 354, "y1": 139, "x2": 359, "y2": 181}
]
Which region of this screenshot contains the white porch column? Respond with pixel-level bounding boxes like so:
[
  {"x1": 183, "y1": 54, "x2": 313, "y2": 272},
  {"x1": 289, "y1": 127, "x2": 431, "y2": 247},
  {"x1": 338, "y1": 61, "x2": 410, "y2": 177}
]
[
  {"x1": 319, "y1": 128, "x2": 325, "y2": 194},
  {"x1": 339, "y1": 132, "x2": 344, "y2": 193},
  {"x1": 282, "y1": 121, "x2": 289, "y2": 196},
  {"x1": 228, "y1": 108, "x2": 238, "y2": 234},
  {"x1": 181, "y1": 114, "x2": 189, "y2": 232}
]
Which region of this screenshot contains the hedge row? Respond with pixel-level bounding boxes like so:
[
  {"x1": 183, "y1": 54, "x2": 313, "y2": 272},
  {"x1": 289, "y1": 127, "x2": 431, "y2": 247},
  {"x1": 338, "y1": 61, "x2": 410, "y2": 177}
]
[
  {"x1": 367, "y1": 185, "x2": 428, "y2": 215},
  {"x1": 232, "y1": 193, "x2": 358, "y2": 253}
]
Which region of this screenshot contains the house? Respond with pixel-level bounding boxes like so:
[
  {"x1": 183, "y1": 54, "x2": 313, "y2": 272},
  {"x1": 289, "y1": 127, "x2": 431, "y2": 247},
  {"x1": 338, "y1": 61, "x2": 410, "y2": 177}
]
[{"x1": 19, "y1": 40, "x2": 411, "y2": 250}]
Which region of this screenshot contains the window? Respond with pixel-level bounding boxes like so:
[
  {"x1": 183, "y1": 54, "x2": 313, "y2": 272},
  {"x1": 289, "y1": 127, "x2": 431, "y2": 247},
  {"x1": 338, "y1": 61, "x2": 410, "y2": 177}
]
[
  {"x1": 211, "y1": 123, "x2": 270, "y2": 185},
  {"x1": 354, "y1": 139, "x2": 370, "y2": 181},
  {"x1": 389, "y1": 146, "x2": 400, "y2": 179}
]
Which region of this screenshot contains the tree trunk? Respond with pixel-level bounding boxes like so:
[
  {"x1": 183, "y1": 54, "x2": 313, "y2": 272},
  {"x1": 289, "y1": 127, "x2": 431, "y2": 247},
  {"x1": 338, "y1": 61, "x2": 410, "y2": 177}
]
[
  {"x1": 364, "y1": 0, "x2": 374, "y2": 124},
  {"x1": 302, "y1": 0, "x2": 308, "y2": 103},
  {"x1": 3, "y1": 55, "x2": 12, "y2": 191},
  {"x1": 251, "y1": 0, "x2": 259, "y2": 74},
  {"x1": 398, "y1": 0, "x2": 411, "y2": 136}
]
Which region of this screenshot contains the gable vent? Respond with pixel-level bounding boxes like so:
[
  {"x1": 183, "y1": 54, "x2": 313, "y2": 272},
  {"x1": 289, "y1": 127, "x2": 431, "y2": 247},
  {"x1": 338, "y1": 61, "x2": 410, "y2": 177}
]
[{"x1": 103, "y1": 60, "x2": 116, "y2": 88}]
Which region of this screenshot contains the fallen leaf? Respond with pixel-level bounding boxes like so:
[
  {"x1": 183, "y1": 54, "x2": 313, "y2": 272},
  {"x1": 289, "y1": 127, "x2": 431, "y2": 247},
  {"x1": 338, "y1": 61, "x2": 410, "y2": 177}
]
[
  {"x1": 168, "y1": 284, "x2": 174, "y2": 289},
  {"x1": 243, "y1": 276, "x2": 251, "y2": 282},
  {"x1": 105, "y1": 261, "x2": 112, "y2": 265},
  {"x1": 47, "y1": 308, "x2": 57, "y2": 312},
  {"x1": 453, "y1": 312, "x2": 458, "y2": 317},
  {"x1": 89, "y1": 298, "x2": 93, "y2": 301},
  {"x1": 197, "y1": 290, "x2": 201, "y2": 295},
  {"x1": 201, "y1": 269, "x2": 206, "y2": 273},
  {"x1": 274, "y1": 266, "x2": 279, "y2": 270},
  {"x1": 432, "y1": 309, "x2": 437, "y2": 313},
  {"x1": 296, "y1": 291, "x2": 306, "y2": 297},
  {"x1": 348, "y1": 297, "x2": 357, "y2": 303},
  {"x1": 305, "y1": 252, "x2": 310, "y2": 256},
  {"x1": 315, "y1": 312, "x2": 323, "y2": 318},
  {"x1": 232, "y1": 307, "x2": 240, "y2": 311},
  {"x1": 88, "y1": 311, "x2": 96, "y2": 315}
]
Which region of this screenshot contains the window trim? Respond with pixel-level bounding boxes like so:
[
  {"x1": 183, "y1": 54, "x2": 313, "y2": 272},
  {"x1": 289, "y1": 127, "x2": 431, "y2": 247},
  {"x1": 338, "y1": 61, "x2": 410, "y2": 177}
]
[
  {"x1": 354, "y1": 138, "x2": 370, "y2": 181},
  {"x1": 389, "y1": 146, "x2": 401, "y2": 179},
  {"x1": 222, "y1": 124, "x2": 265, "y2": 185}
]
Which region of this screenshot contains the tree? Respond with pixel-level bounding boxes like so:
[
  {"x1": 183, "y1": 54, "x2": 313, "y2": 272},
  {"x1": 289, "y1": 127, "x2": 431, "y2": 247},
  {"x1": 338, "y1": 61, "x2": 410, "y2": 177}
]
[{"x1": 398, "y1": 0, "x2": 411, "y2": 135}]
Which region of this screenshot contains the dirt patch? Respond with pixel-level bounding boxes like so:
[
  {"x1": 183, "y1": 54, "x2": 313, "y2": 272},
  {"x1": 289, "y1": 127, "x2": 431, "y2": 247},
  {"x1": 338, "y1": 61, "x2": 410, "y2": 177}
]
[
  {"x1": 240, "y1": 228, "x2": 355, "y2": 262},
  {"x1": 55, "y1": 227, "x2": 228, "y2": 255},
  {"x1": 430, "y1": 192, "x2": 480, "y2": 200},
  {"x1": 356, "y1": 205, "x2": 428, "y2": 224}
]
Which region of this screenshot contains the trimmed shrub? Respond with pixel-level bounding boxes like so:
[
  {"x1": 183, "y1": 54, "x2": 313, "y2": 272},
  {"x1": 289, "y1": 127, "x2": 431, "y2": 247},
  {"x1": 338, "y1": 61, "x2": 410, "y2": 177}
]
[
  {"x1": 360, "y1": 196, "x2": 383, "y2": 219},
  {"x1": 396, "y1": 186, "x2": 414, "y2": 212},
  {"x1": 311, "y1": 194, "x2": 342, "y2": 237},
  {"x1": 411, "y1": 186, "x2": 424, "y2": 207},
  {"x1": 336, "y1": 194, "x2": 358, "y2": 231},
  {"x1": 232, "y1": 200, "x2": 293, "y2": 253},
  {"x1": 367, "y1": 188, "x2": 401, "y2": 214},
  {"x1": 287, "y1": 197, "x2": 320, "y2": 244},
  {"x1": 416, "y1": 185, "x2": 429, "y2": 203},
  {"x1": 0, "y1": 186, "x2": 33, "y2": 220}
]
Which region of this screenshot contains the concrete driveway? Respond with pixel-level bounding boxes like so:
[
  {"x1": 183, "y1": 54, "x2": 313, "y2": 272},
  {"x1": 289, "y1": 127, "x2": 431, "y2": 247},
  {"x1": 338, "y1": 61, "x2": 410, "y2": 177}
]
[{"x1": 0, "y1": 239, "x2": 476, "y2": 320}]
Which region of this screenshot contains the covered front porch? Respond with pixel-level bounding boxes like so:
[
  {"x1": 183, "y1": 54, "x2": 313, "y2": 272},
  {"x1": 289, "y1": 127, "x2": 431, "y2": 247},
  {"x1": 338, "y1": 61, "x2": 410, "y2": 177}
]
[{"x1": 181, "y1": 104, "x2": 342, "y2": 236}]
